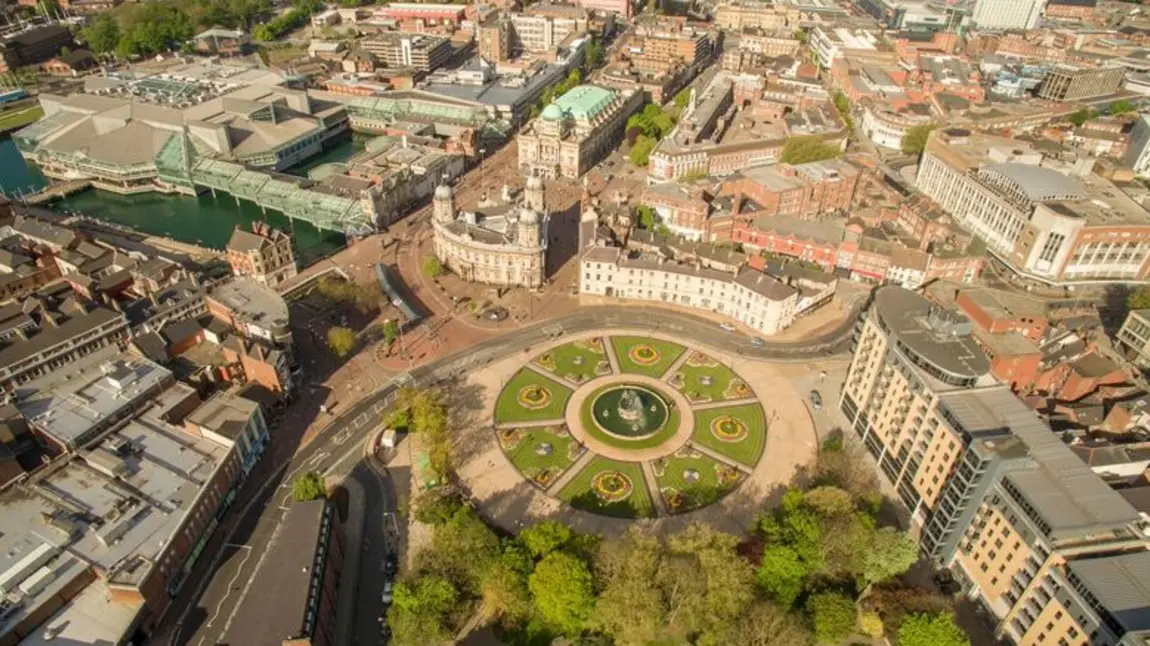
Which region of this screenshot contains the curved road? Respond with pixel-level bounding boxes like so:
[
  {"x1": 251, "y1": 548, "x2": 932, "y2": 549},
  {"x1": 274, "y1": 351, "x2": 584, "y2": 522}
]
[{"x1": 161, "y1": 302, "x2": 863, "y2": 646}]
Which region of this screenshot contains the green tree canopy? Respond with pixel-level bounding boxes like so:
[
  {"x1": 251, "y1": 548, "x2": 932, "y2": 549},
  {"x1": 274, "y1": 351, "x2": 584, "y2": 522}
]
[
  {"x1": 1128, "y1": 285, "x2": 1150, "y2": 311},
  {"x1": 389, "y1": 576, "x2": 458, "y2": 646},
  {"x1": 519, "y1": 520, "x2": 573, "y2": 559},
  {"x1": 780, "y1": 136, "x2": 842, "y2": 164},
  {"x1": 898, "y1": 613, "x2": 970, "y2": 646},
  {"x1": 291, "y1": 471, "x2": 326, "y2": 501},
  {"x1": 1111, "y1": 99, "x2": 1134, "y2": 115},
  {"x1": 429, "y1": 507, "x2": 501, "y2": 595},
  {"x1": 316, "y1": 276, "x2": 382, "y2": 313},
  {"x1": 325, "y1": 326, "x2": 357, "y2": 358},
  {"x1": 723, "y1": 599, "x2": 814, "y2": 646},
  {"x1": 862, "y1": 527, "x2": 918, "y2": 587},
  {"x1": 636, "y1": 204, "x2": 657, "y2": 229},
  {"x1": 1068, "y1": 108, "x2": 1096, "y2": 127},
  {"x1": 757, "y1": 546, "x2": 809, "y2": 608},
  {"x1": 901, "y1": 124, "x2": 938, "y2": 156},
  {"x1": 422, "y1": 255, "x2": 446, "y2": 278},
  {"x1": 807, "y1": 591, "x2": 857, "y2": 643},
  {"x1": 81, "y1": 15, "x2": 121, "y2": 54},
  {"x1": 529, "y1": 551, "x2": 595, "y2": 634},
  {"x1": 382, "y1": 319, "x2": 400, "y2": 346},
  {"x1": 585, "y1": 37, "x2": 604, "y2": 69},
  {"x1": 674, "y1": 88, "x2": 691, "y2": 110},
  {"x1": 592, "y1": 528, "x2": 665, "y2": 645},
  {"x1": 630, "y1": 135, "x2": 657, "y2": 167}
]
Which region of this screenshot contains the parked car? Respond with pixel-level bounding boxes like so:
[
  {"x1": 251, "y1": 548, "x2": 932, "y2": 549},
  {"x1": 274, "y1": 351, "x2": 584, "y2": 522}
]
[
  {"x1": 809, "y1": 390, "x2": 822, "y2": 410},
  {"x1": 381, "y1": 581, "x2": 394, "y2": 605},
  {"x1": 750, "y1": 337, "x2": 765, "y2": 347},
  {"x1": 720, "y1": 321, "x2": 737, "y2": 332},
  {"x1": 384, "y1": 552, "x2": 398, "y2": 576},
  {"x1": 484, "y1": 307, "x2": 509, "y2": 321}
]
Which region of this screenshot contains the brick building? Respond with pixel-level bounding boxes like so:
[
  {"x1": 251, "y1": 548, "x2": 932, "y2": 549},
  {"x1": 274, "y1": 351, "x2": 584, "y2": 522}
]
[{"x1": 226, "y1": 223, "x2": 298, "y2": 287}]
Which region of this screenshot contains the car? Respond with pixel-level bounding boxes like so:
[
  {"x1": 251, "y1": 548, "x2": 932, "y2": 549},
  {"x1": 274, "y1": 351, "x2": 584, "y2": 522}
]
[
  {"x1": 384, "y1": 553, "x2": 398, "y2": 576},
  {"x1": 484, "y1": 307, "x2": 509, "y2": 321},
  {"x1": 809, "y1": 390, "x2": 822, "y2": 410},
  {"x1": 720, "y1": 321, "x2": 737, "y2": 332},
  {"x1": 381, "y1": 581, "x2": 394, "y2": 605},
  {"x1": 750, "y1": 337, "x2": 765, "y2": 347}
]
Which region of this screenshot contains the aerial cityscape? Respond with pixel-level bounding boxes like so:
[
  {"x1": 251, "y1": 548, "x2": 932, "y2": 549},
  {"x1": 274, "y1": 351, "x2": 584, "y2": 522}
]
[{"x1": 0, "y1": 0, "x2": 1147, "y2": 644}]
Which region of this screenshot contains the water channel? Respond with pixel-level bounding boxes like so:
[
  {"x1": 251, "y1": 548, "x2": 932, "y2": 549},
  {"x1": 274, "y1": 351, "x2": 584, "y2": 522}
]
[{"x1": 0, "y1": 134, "x2": 369, "y2": 262}]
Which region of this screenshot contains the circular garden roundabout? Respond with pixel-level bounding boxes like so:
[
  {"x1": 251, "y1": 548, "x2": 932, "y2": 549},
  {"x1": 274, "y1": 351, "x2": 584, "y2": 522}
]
[{"x1": 492, "y1": 335, "x2": 769, "y2": 519}]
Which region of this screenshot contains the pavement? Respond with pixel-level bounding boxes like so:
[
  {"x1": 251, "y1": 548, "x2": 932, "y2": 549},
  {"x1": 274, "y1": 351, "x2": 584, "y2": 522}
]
[{"x1": 152, "y1": 302, "x2": 863, "y2": 646}]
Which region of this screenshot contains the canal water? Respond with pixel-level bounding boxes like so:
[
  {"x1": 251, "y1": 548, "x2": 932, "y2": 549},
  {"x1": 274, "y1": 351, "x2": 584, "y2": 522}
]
[{"x1": 0, "y1": 135, "x2": 365, "y2": 262}]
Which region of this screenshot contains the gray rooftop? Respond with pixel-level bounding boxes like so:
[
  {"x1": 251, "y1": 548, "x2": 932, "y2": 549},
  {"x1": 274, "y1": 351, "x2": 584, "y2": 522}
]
[
  {"x1": 982, "y1": 163, "x2": 1087, "y2": 202},
  {"x1": 1066, "y1": 551, "x2": 1150, "y2": 632},
  {"x1": 873, "y1": 286, "x2": 991, "y2": 383},
  {"x1": 938, "y1": 386, "x2": 1143, "y2": 538},
  {"x1": 209, "y1": 277, "x2": 289, "y2": 328}
]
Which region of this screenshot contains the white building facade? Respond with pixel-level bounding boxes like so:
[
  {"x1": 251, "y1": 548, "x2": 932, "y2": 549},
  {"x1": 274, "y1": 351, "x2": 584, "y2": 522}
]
[{"x1": 971, "y1": 0, "x2": 1046, "y2": 30}]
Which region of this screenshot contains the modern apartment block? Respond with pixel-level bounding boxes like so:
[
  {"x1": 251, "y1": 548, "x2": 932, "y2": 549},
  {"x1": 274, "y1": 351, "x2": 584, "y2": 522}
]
[
  {"x1": 1037, "y1": 64, "x2": 1126, "y2": 101},
  {"x1": 1115, "y1": 308, "x2": 1150, "y2": 371},
  {"x1": 841, "y1": 286, "x2": 1150, "y2": 646},
  {"x1": 916, "y1": 128, "x2": 1150, "y2": 284},
  {"x1": 971, "y1": 0, "x2": 1047, "y2": 30},
  {"x1": 1123, "y1": 115, "x2": 1150, "y2": 177},
  {"x1": 361, "y1": 33, "x2": 453, "y2": 73}
]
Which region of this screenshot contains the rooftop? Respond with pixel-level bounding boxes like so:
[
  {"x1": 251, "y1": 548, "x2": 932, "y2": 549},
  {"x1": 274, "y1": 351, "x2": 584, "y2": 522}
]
[
  {"x1": 873, "y1": 286, "x2": 991, "y2": 383},
  {"x1": 547, "y1": 84, "x2": 618, "y2": 122},
  {"x1": 1066, "y1": 551, "x2": 1150, "y2": 632},
  {"x1": 209, "y1": 277, "x2": 289, "y2": 329}
]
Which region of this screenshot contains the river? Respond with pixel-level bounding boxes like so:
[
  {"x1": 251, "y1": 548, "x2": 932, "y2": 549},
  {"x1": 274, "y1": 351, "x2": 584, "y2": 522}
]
[{"x1": 0, "y1": 134, "x2": 368, "y2": 263}]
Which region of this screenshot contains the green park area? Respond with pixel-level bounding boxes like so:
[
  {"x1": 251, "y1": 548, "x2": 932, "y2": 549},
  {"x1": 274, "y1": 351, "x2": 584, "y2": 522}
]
[
  {"x1": 558, "y1": 456, "x2": 653, "y2": 518},
  {"x1": 533, "y1": 338, "x2": 612, "y2": 383},
  {"x1": 691, "y1": 404, "x2": 768, "y2": 467},
  {"x1": 653, "y1": 449, "x2": 743, "y2": 514},
  {"x1": 578, "y1": 383, "x2": 681, "y2": 450},
  {"x1": 670, "y1": 351, "x2": 751, "y2": 403},
  {"x1": 494, "y1": 369, "x2": 573, "y2": 424},
  {"x1": 497, "y1": 425, "x2": 583, "y2": 491},
  {"x1": 610, "y1": 336, "x2": 685, "y2": 378}
]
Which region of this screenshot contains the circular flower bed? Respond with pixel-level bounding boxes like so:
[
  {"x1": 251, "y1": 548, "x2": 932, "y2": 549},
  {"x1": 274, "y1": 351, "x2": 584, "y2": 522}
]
[
  {"x1": 710, "y1": 415, "x2": 749, "y2": 442},
  {"x1": 715, "y1": 463, "x2": 741, "y2": 486},
  {"x1": 591, "y1": 470, "x2": 634, "y2": 502},
  {"x1": 663, "y1": 488, "x2": 684, "y2": 512},
  {"x1": 628, "y1": 344, "x2": 661, "y2": 366},
  {"x1": 517, "y1": 385, "x2": 552, "y2": 410}
]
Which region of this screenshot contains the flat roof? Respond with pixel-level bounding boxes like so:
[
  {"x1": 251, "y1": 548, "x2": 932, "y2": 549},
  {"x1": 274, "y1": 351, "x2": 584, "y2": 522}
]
[
  {"x1": 14, "y1": 348, "x2": 172, "y2": 448},
  {"x1": 209, "y1": 277, "x2": 289, "y2": 328},
  {"x1": 1066, "y1": 551, "x2": 1150, "y2": 632},
  {"x1": 219, "y1": 499, "x2": 333, "y2": 646},
  {"x1": 186, "y1": 392, "x2": 259, "y2": 440},
  {"x1": 873, "y1": 286, "x2": 991, "y2": 381}
]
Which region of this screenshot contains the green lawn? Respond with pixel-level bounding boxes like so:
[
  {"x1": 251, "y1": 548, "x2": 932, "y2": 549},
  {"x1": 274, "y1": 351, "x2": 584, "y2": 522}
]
[
  {"x1": 653, "y1": 450, "x2": 743, "y2": 513},
  {"x1": 494, "y1": 369, "x2": 573, "y2": 424},
  {"x1": 499, "y1": 426, "x2": 583, "y2": 489},
  {"x1": 691, "y1": 404, "x2": 767, "y2": 467},
  {"x1": 0, "y1": 105, "x2": 42, "y2": 132},
  {"x1": 578, "y1": 383, "x2": 682, "y2": 450},
  {"x1": 670, "y1": 352, "x2": 750, "y2": 403},
  {"x1": 611, "y1": 336, "x2": 686, "y2": 378},
  {"x1": 558, "y1": 456, "x2": 654, "y2": 518},
  {"x1": 533, "y1": 338, "x2": 611, "y2": 384}
]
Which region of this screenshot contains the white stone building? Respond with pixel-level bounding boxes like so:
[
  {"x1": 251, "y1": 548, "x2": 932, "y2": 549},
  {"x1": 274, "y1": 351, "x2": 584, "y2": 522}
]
[
  {"x1": 518, "y1": 84, "x2": 643, "y2": 179},
  {"x1": 431, "y1": 176, "x2": 549, "y2": 288}
]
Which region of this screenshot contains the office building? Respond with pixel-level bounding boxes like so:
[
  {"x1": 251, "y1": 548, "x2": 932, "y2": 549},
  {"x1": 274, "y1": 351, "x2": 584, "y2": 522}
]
[
  {"x1": 915, "y1": 128, "x2": 1150, "y2": 284},
  {"x1": 518, "y1": 84, "x2": 642, "y2": 179},
  {"x1": 0, "y1": 25, "x2": 73, "y2": 74},
  {"x1": 1115, "y1": 308, "x2": 1150, "y2": 371},
  {"x1": 971, "y1": 0, "x2": 1047, "y2": 30},
  {"x1": 219, "y1": 499, "x2": 344, "y2": 646},
  {"x1": 361, "y1": 33, "x2": 454, "y2": 73},
  {"x1": 1124, "y1": 114, "x2": 1150, "y2": 176},
  {"x1": 841, "y1": 286, "x2": 1150, "y2": 646},
  {"x1": 1037, "y1": 64, "x2": 1126, "y2": 101}
]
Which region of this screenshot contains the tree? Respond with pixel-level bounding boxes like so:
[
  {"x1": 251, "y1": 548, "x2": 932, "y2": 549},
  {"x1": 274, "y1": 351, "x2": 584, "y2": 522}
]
[
  {"x1": 292, "y1": 471, "x2": 326, "y2": 501},
  {"x1": 422, "y1": 255, "x2": 446, "y2": 278},
  {"x1": 636, "y1": 204, "x2": 657, "y2": 230},
  {"x1": 315, "y1": 276, "x2": 381, "y2": 313},
  {"x1": 1110, "y1": 99, "x2": 1134, "y2": 115},
  {"x1": 1128, "y1": 285, "x2": 1150, "y2": 311},
  {"x1": 780, "y1": 136, "x2": 841, "y2": 164},
  {"x1": 898, "y1": 613, "x2": 970, "y2": 646},
  {"x1": 326, "y1": 326, "x2": 357, "y2": 358},
  {"x1": 1068, "y1": 108, "x2": 1096, "y2": 127},
  {"x1": 413, "y1": 488, "x2": 464, "y2": 525},
  {"x1": 866, "y1": 584, "x2": 951, "y2": 635},
  {"x1": 430, "y1": 507, "x2": 500, "y2": 594},
  {"x1": 860, "y1": 612, "x2": 884, "y2": 638},
  {"x1": 723, "y1": 600, "x2": 814, "y2": 646},
  {"x1": 519, "y1": 520, "x2": 573, "y2": 558},
  {"x1": 528, "y1": 551, "x2": 595, "y2": 634},
  {"x1": 861, "y1": 527, "x2": 918, "y2": 587},
  {"x1": 674, "y1": 88, "x2": 691, "y2": 110},
  {"x1": 807, "y1": 592, "x2": 857, "y2": 643},
  {"x1": 630, "y1": 135, "x2": 656, "y2": 167},
  {"x1": 585, "y1": 37, "x2": 604, "y2": 69},
  {"x1": 812, "y1": 441, "x2": 880, "y2": 501},
  {"x1": 592, "y1": 528, "x2": 666, "y2": 645},
  {"x1": 901, "y1": 124, "x2": 938, "y2": 156},
  {"x1": 82, "y1": 15, "x2": 121, "y2": 55},
  {"x1": 757, "y1": 546, "x2": 809, "y2": 608},
  {"x1": 395, "y1": 386, "x2": 452, "y2": 480},
  {"x1": 382, "y1": 319, "x2": 400, "y2": 346},
  {"x1": 35, "y1": 0, "x2": 60, "y2": 16},
  {"x1": 389, "y1": 576, "x2": 458, "y2": 646},
  {"x1": 663, "y1": 523, "x2": 756, "y2": 644},
  {"x1": 479, "y1": 553, "x2": 531, "y2": 624},
  {"x1": 833, "y1": 91, "x2": 853, "y2": 128}
]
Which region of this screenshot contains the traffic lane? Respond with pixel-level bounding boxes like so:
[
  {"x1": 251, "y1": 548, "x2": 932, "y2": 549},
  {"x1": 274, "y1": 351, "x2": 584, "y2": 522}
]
[
  {"x1": 352, "y1": 463, "x2": 391, "y2": 646},
  {"x1": 176, "y1": 480, "x2": 284, "y2": 646}
]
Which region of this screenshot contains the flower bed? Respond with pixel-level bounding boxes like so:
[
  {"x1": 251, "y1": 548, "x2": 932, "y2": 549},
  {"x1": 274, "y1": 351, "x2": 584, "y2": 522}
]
[
  {"x1": 591, "y1": 470, "x2": 634, "y2": 502},
  {"x1": 710, "y1": 415, "x2": 749, "y2": 442},
  {"x1": 686, "y1": 351, "x2": 719, "y2": 367},
  {"x1": 715, "y1": 463, "x2": 742, "y2": 486},
  {"x1": 517, "y1": 385, "x2": 553, "y2": 410},
  {"x1": 724, "y1": 379, "x2": 753, "y2": 399},
  {"x1": 498, "y1": 428, "x2": 522, "y2": 451},
  {"x1": 628, "y1": 344, "x2": 662, "y2": 366}
]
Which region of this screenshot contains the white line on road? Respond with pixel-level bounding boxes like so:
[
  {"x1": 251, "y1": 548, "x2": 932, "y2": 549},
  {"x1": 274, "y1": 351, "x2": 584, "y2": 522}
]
[{"x1": 196, "y1": 545, "x2": 253, "y2": 645}]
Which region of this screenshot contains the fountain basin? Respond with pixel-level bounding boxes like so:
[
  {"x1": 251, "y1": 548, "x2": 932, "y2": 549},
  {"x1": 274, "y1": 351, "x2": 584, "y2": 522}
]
[{"x1": 590, "y1": 384, "x2": 670, "y2": 440}]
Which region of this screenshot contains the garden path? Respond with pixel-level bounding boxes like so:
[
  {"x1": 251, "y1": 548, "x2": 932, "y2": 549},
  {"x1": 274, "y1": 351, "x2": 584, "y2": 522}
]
[
  {"x1": 545, "y1": 449, "x2": 595, "y2": 496},
  {"x1": 693, "y1": 397, "x2": 761, "y2": 411}
]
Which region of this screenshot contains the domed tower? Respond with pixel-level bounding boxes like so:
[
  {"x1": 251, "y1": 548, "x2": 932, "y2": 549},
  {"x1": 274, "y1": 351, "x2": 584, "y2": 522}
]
[
  {"x1": 525, "y1": 174, "x2": 545, "y2": 213},
  {"x1": 517, "y1": 207, "x2": 542, "y2": 249},
  {"x1": 433, "y1": 182, "x2": 455, "y2": 225}
]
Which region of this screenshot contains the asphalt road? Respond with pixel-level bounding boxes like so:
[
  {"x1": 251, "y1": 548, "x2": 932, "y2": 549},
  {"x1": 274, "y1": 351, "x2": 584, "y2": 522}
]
[{"x1": 158, "y1": 302, "x2": 862, "y2": 646}]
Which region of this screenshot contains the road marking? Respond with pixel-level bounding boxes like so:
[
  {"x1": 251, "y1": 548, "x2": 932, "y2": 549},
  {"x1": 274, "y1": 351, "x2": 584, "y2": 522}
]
[{"x1": 197, "y1": 544, "x2": 254, "y2": 643}]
